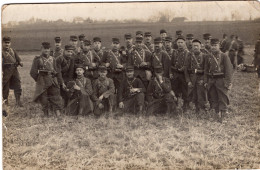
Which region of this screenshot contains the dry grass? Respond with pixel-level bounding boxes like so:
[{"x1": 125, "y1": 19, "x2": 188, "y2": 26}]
[{"x1": 2, "y1": 47, "x2": 260, "y2": 169}]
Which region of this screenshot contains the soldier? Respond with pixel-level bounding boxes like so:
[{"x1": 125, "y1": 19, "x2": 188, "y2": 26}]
[
  {"x1": 204, "y1": 38, "x2": 233, "y2": 122},
  {"x1": 236, "y1": 35, "x2": 244, "y2": 65},
  {"x1": 52, "y1": 37, "x2": 64, "y2": 58},
  {"x1": 136, "y1": 31, "x2": 143, "y2": 38},
  {"x1": 101, "y1": 38, "x2": 127, "y2": 99},
  {"x1": 225, "y1": 35, "x2": 239, "y2": 69},
  {"x1": 201, "y1": 33, "x2": 212, "y2": 54},
  {"x1": 128, "y1": 37, "x2": 152, "y2": 88},
  {"x1": 92, "y1": 66, "x2": 115, "y2": 117},
  {"x1": 30, "y1": 42, "x2": 62, "y2": 116},
  {"x1": 56, "y1": 45, "x2": 75, "y2": 106},
  {"x1": 220, "y1": 33, "x2": 228, "y2": 53},
  {"x1": 186, "y1": 34, "x2": 194, "y2": 52},
  {"x1": 122, "y1": 33, "x2": 135, "y2": 62},
  {"x1": 74, "y1": 39, "x2": 100, "y2": 81},
  {"x1": 2, "y1": 36, "x2": 23, "y2": 106},
  {"x1": 118, "y1": 66, "x2": 145, "y2": 114},
  {"x1": 254, "y1": 34, "x2": 260, "y2": 92},
  {"x1": 151, "y1": 37, "x2": 171, "y2": 78},
  {"x1": 173, "y1": 30, "x2": 183, "y2": 50},
  {"x1": 78, "y1": 34, "x2": 85, "y2": 52},
  {"x1": 165, "y1": 36, "x2": 174, "y2": 56},
  {"x1": 92, "y1": 37, "x2": 104, "y2": 59},
  {"x1": 146, "y1": 65, "x2": 176, "y2": 115},
  {"x1": 143, "y1": 32, "x2": 154, "y2": 53},
  {"x1": 69, "y1": 35, "x2": 80, "y2": 56},
  {"x1": 65, "y1": 64, "x2": 93, "y2": 115},
  {"x1": 170, "y1": 35, "x2": 190, "y2": 112},
  {"x1": 160, "y1": 29, "x2": 167, "y2": 44},
  {"x1": 185, "y1": 39, "x2": 208, "y2": 112}
]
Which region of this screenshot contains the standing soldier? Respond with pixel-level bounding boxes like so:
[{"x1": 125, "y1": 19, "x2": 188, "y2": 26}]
[
  {"x1": 220, "y1": 33, "x2": 228, "y2": 53},
  {"x1": 186, "y1": 34, "x2": 194, "y2": 52},
  {"x1": 146, "y1": 65, "x2": 176, "y2": 115},
  {"x1": 92, "y1": 66, "x2": 115, "y2": 117},
  {"x1": 225, "y1": 35, "x2": 239, "y2": 69},
  {"x1": 52, "y1": 37, "x2": 64, "y2": 58},
  {"x1": 185, "y1": 39, "x2": 208, "y2": 113},
  {"x1": 254, "y1": 34, "x2": 260, "y2": 92},
  {"x1": 92, "y1": 37, "x2": 104, "y2": 60},
  {"x1": 165, "y1": 36, "x2": 174, "y2": 57},
  {"x1": 101, "y1": 38, "x2": 127, "y2": 102},
  {"x1": 236, "y1": 36, "x2": 244, "y2": 65},
  {"x1": 122, "y1": 33, "x2": 135, "y2": 62},
  {"x1": 160, "y1": 29, "x2": 167, "y2": 45},
  {"x1": 136, "y1": 31, "x2": 144, "y2": 38},
  {"x1": 170, "y1": 35, "x2": 190, "y2": 112},
  {"x1": 201, "y1": 33, "x2": 212, "y2": 54},
  {"x1": 128, "y1": 37, "x2": 152, "y2": 88},
  {"x1": 2, "y1": 36, "x2": 23, "y2": 106},
  {"x1": 151, "y1": 37, "x2": 171, "y2": 78},
  {"x1": 118, "y1": 66, "x2": 145, "y2": 114},
  {"x1": 69, "y1": 35, "x2": 80, "y2": 56},
  {"x1": 78, "y1": 34, "x2": 85, "y2": 52},
  {"x1": 204, "y1": 38, "x2": 233, "y2": 122},
  {"x1": 74, "y1": 39, "x2": 100, "y2": 81},
  {"x1": 173, "y1": 30, "x2": 183, "y2": 50},
  {"x1": 30, "y1": 42, "x2": 62, "y2": 116},
  {"x1": 143, "y1": 32, "x2": 154, "y2": 53},
  {"x1": 56, "y1": 45, "x2": 75, "y2": 107}
]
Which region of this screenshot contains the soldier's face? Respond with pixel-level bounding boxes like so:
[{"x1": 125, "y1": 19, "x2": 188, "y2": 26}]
[
  {"x1": 3, "y1": 41, "x2": 11, "y2": 49},
  {"x1": 154, "y1": 43, "x2": 163, "y2": 50},
  {"x1": 192, "y1": 42, "x2": 201, "y2": 52},
  {"x1": 160, "y1": 33, "x2": 167, "y2": 39},
  {"x1": 186, "y1": 39, "x2": 193, "y2": 45},
  {"x1": 177, "y1": 39, "x2": 185, "y2": 49},
  {"x1": 136, "y1": 34, "x2": 143, "y2": 38},
  {"x1": 165, "y1": 41, "x2": 172, "y2": 48},
  {"x1": 79, "y1": 41, "x2": 84, "y2": 48},
  {"x1": 99, "y1": 71, "x2": 107, "y2": 78},
  {"x1": 76, "y1": 68, "x2": 85, "y2": 76},
  {"x1": 93, "y1": 41, "x2": 101, "y2": 50},
  {"x1": 126, "y1": 71, "x2": 134, "y2": 78},
  {"x1": 64, "y1": 50, "x2": 73, "y2": 57},
  {"x1": 70, "y1": 40, "x2": 78, "y2": 47},
  {"x1": 42, "y1": 47, "x2": 50, "y2": 56},
  {"x1": 135, "y1": 42, "x2": 142, "y2": 49},
  {"x1": 125, "y1": 38, "x2": 133, "y2": 45},
  {"x1": 211, "y1": 43, "x2": 220, "y2": 52},
  {"x1": 55, "y1": 42, "x2": 61, "y2": 48},
  {"x1": 145, "y1": 36, "x2": 152, "y2": 42},
  {"x1": 204, "y1": 39, "x2": 211, "y2": 45},
  {"x1": 83, "y1": 45, "x2": 91, "y2": 52},
  {"x1": 111, "y1": 42, "x2": 120, "y2": 50}
]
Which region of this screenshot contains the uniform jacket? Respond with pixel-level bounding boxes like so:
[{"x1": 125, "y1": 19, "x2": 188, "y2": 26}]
[
  {"x1": 152, "y1": 50, "x2": 171, "y2": 78},
  {"x1": 128, "y1": 48, "x2": 152, "y2": 69},
  {"x1": 170, "y1": 48, "x2": 190, "y2": 75},
  {"x1": 56, "y1": 54, "x2": 74, "y2": 84},
  {"x1": 92, "y1": 77, "x2": 115, "y2": 102},
  {"x1": 143, "y1": 42, "x2": 154, "y2": 53},
  {"x1": 101, "y1": 49, "x2": 127, "y2": 72},
  {"x1": 52, "y1": 48, "x2": 64, "y2": 58}
]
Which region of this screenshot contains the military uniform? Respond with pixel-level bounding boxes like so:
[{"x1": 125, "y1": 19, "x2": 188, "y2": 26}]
[
  {"x1": 170, "y1": 36, "x2": 190, "y2": 110},
  {"x1": 225, "y1": 36, "x2": 239, "y2": 69},
  {"x1": 92, "y1": 66, "x2": 115, "y2": 116},
  {"x1": 236, "y1": 37, "x2": 244, "y2": 65},
  {"x1": 204, "y1": 39, "x2": 233, "y2": 120},
  {"x1": 185, "y1": 39, "x2": 207, "y2": 111},
  {"x1": 164, "y1": 36, "x2": 174, "y2": 57},
  {"x1": 128, "y1": 37, "x2": 152, "y2": 88},
  {"x1": 2, "y1": 37, "x2": 23, "y2": 106},
  {"x1": 173, "y1": 30, "x2": 183, "y2": 50},
  {"x1": 254, "y1": 38, "x2": 260, "y2": 78},
  {"x1": 146, "y1": 66, "x2": 175, "y2": 115},
  {"x1": 30, "y1": 42, "x2": 62, "y2": 116},
  {"x1": 70, "y1": 35, "x2": 81, "y2": 57},
  {"x1": 118, "y1": 66, "x2": 145, "y2": 113},
  {"x1": 143, "y1": 32, "x2": 154, "y2": 53},
  {"x1": 201, "y1": 33, "x2": 212, "y2": 54},
  {"x1": 220, "y1": 34, "x2": 228, "y2": 53},
  {"x1": 186, "y1": 34, "x2": 194, "y2": 52},
  {"x1": 52, "y1": 37, "x2": 64, "y2": 58}
]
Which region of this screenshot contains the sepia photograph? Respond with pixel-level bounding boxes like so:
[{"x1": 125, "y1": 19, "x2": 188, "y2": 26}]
[{"x1": 2, "y1": 1, "x2": 260, "y2": 169}]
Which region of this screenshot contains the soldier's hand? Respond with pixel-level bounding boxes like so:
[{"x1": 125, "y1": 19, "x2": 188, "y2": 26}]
[
  {"x1": 105, "y1": 63, "x2": 110, "y2": 67},
  {"x1": 170, "y1": 74, "x2": 173, "y2": 79},
  {"x1": 117, "y1": 64, "x2": 123, "y2": 68},
  {"x1": 73, "y1": 85, "x2": 81, "y2": 90},
  {"x1": 99, "y1": 95, "x2": 104, "y2": 100},
  {"x1": 140, "y1": 62, "x2": 147, "y2": 67},
  {"x1": 91, "y1": 63, "x2": 96, "y2": 67},
  {"x1": 122, "y1": 51, "x2": 126, "y2": 55},
  {"x1": 98, "y1": 103, "x2": 104, "y2": 109},
  {"x1": 227, "y1": 83, "x2": 232, "y2": 90},
  {"x1": 204, "y1": 83, "x2": 208, "y2": 88},
  {"x1": 157, "y1": 75, "x2": 163, "y2": 83},
  {"x1": 119, "y1": 102, "x2": 124, "y2": 109},
  {"x1": 19, "y1": 62, "x2": 23, "y2": 67},
  {"x1": 188, "y1": 82, "x2": 193, "y2": 88},
  {"x1": 62, "y1": 83, "x2": 67, "y2": 89}
]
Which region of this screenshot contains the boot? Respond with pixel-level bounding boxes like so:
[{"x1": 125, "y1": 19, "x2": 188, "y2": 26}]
[
  {"x1": 15, "y1": 95, "x2": 23, "y2": 107},
  {"x1": 137, "y1": 106, "x2": 143, "y2": 115},
  {"x1": 56, "y1": 110, "x2": 61, "y2": 117},
  {"x1": 166, "y1": 103, "x2": 172, "y2": 115}
]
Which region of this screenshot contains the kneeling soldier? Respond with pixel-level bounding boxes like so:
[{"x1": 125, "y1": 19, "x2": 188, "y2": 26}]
[
  {"x1": 65, "y1": 64, "x2": 93, "y2": 115},
  {"x1": 92, "y1": 66, "x2": 115, "y2": 117},
  {"x1": 30, "y1": 42, "x2": 63, "y2": 116},
  {"x1": 118, "y1": 66, "x2": 145, "y2": 114},
  {"x1": 146, "y1": 65, "x2": 176, "y2": 115}
]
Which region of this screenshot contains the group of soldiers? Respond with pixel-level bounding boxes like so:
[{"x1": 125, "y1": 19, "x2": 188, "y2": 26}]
[{"x1": 2, "y1": 29, "x2": 251, "y2": 122}]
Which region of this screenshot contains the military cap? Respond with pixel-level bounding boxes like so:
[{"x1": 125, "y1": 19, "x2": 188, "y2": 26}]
[
  {"x1": 154, "y1": 37, "x2": 162, "y2": 44},
  {"x1": 144, "y1": 32, "x2": 152, "y2": 37},
  {"x1": 126, "y1": 65, "x2": 134, "y2": 72},
  {"x1": 230, "y1": 34, "x2": 235, "y2": 39},
  {"x1": 54, "y1": 37, "x2": 61, "y2": 43},
  {"x1": 165, "y1": 36, "x2": 172, "y2": 42},
  {"x1": 112, "y1": 38, "x2": 120, "y2": 44},
  {"x1": 93, "y1": 37, "x2": 101, "y2": 42},
  {"x1": 42, "y1": 42, "x2": 51, "y2": 49},
  {"x1": 210, "y1": 38, "x2": 220, "y2": 45},
  {"x1": 98, "y1": 65, "x2": 107, "y2": 72},
  {"x1": 223, "y1": 33, "x2": 227, "y2": 38},
  {"x1": 192, "y1": 39, "x2": 202, "y2": 44},
  {"x1": 176, "y1": 30, "x2": 183, "y2": 36},
  {"x1": 124, "y1": 33, "x2": 132, "y2": 39},
  {"x1": 160, "y1": 29, "x2": 167, "y2": 34},
  {"x1": 78, "y1": 34, "x2": 85, "y2": 41},
  {"x1": 203, "y1": 33, "x2": 211, "y2": 40},
  {"x1": 176, "y1": 35, "x2": 186, "y2": 41},
  {"x1": 186, "y1": 34, "x2": 194, "y2": 39},
  {"x1": 3, "y1": 36, "x2": 11, "y2": 42},
  {"x1": 75, "y1": 64, "x2": 85, "y2": 70},
  {"x1": 70, "y1": 35, "x2": 78, "y2": 41},
  {"x1": 136, "y1": 31, "x2": 143, "y2": 36},
  {"x1": 83, "y1": 39, "x2": 91, "y2": 46},
  {"x1": 65, "y1": 45, "x2": 75, "y2": 50},
  {"x1": 154, "y1": 65, "x2": 164, "y2": 73},
  {"x1": 135, "y1": 37, "x2": 143, "y2": 43}
]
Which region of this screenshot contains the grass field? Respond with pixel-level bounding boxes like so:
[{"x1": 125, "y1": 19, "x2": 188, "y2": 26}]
[{"x1": 2, "y1": 45, "x2": 260, "y2": 169}]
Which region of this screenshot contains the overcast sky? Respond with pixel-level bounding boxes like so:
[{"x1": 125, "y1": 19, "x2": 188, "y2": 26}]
[{"x1": 2, "y1": 1, "x2": 260, "y2": 24}]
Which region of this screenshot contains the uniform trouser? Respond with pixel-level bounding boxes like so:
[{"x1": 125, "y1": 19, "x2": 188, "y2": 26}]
[
  {"x1": 108, "y1": 71, "x2": 124, "y2": 103},
  {"x1": 60, "y1": 87, "x2": 69, "y2": 107},
  {"x1": 147, "y1": 93, "x2": 175, "y2": 115},
  {"x1": 228, "y1": 51, "x2": 237, "y2": 69},
  {"x1": 208, "y1": 78, "x2": 229, "y2": 112},
  {"x1": 3, "y1": 69, "x2": 22, "y2": 100},
  {"x1": 191, "y1": 75, "x2": 207, "y2": 110},
  {"x1": 134, "y1": 69, "x2": 149, "y2": 88},
  {"x1": 121, "y1": 93, "x2": 145, "y2": 113},
  {"x1": 171, "y1": 72, "x2": 189, "y2": 106},
  {"x1": 94, "y1": 94, "x2": 114, "y2": 116},
  {"x1": 38, "y1": 85, "x2": 63, "y2": 112}
]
